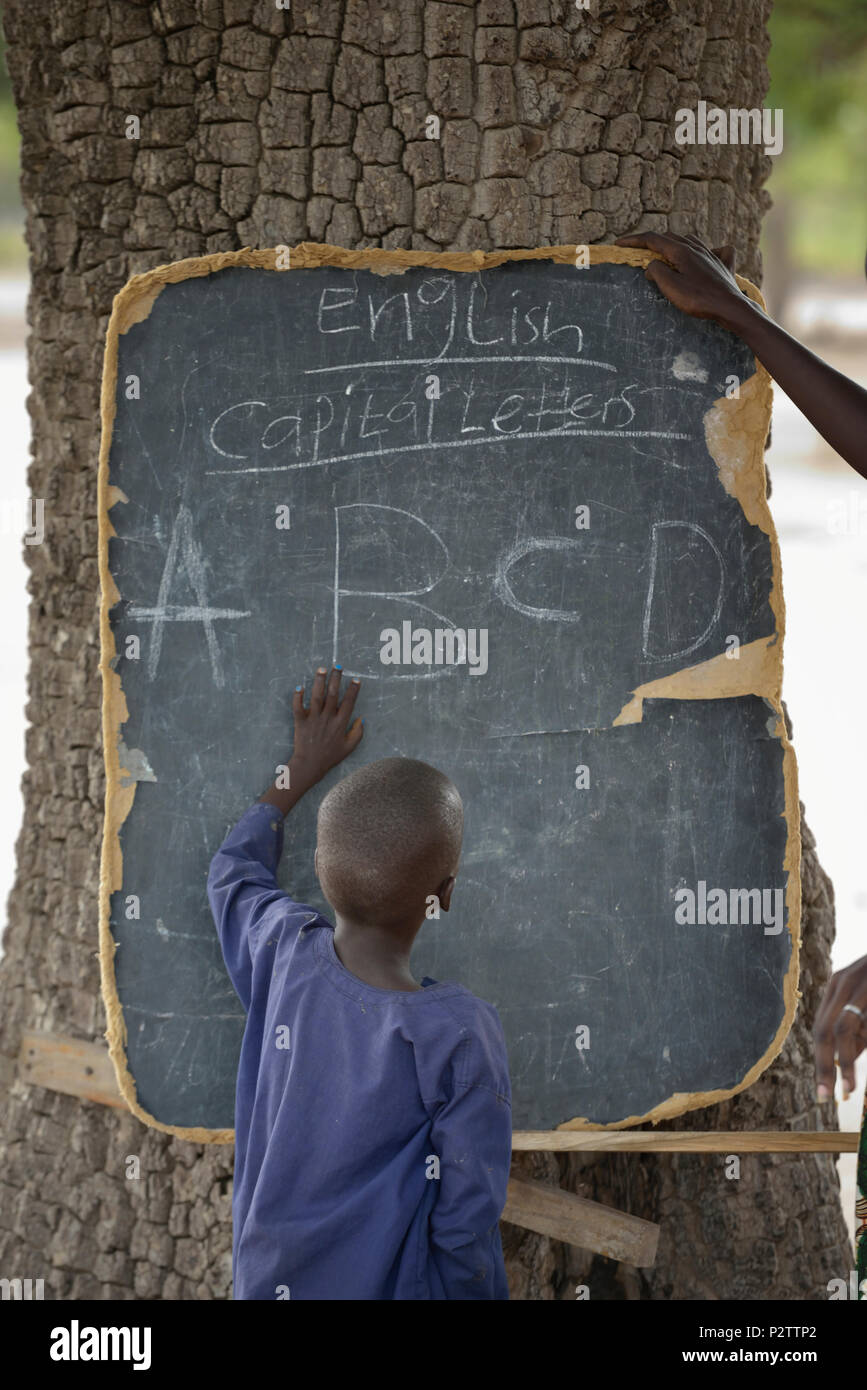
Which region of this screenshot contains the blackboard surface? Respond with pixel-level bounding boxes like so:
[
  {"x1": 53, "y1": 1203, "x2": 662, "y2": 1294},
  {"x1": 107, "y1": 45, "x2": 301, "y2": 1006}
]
[{"x1": 98, "y1": 245, "x2": 797, "y2": 1137}]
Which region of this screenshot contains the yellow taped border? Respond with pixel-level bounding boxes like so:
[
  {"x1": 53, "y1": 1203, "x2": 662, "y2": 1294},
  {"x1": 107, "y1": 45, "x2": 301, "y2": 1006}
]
[{"x1": 97, "y1": 242, "x2": 794, "y2": 1141}]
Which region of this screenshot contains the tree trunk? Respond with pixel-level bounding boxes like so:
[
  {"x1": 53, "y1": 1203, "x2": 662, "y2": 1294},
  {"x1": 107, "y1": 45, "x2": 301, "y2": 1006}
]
[{"x1": 0, "y1": 0, "x2": 850, "y2": 1300}]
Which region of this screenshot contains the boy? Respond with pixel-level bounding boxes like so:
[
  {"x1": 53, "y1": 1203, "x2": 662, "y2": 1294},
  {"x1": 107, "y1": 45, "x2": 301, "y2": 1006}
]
[{"x1": 207, "y1": 665, "x2": 513, "y2": 1300}]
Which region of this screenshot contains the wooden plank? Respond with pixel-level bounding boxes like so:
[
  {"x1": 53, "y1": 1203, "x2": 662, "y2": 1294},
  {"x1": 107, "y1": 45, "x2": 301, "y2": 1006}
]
[
  {"x1": 504, "y1": 1175, "x2": 659, "y2": 1267},
  {"x1": 512, "y1": 1130, "x2": 860, "y2": 1152},
  {"x1": 18, "y1": 1030, "x2": 127, "y2": 1110}
]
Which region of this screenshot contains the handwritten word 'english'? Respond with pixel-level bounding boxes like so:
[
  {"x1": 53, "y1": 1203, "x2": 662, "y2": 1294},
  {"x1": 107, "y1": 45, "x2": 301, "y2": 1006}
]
[{"x1": 316, "y1": 276, "x2": 585, "y2": 357}]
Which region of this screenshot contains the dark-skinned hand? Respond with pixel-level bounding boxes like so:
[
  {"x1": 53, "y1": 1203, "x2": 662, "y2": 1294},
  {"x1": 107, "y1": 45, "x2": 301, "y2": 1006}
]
[
  {"x1": 259, "y1": 666, "x2": 363, "y2": 815},
  {"x1": 615, "y1": 230, "x2": 748, "y2": 330},
  {"x1": 814, "y1": 953, "x2": 867, "y2": 1102}
]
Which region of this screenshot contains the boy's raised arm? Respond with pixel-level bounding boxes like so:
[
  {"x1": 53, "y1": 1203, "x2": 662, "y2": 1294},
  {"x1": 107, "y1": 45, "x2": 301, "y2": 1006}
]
[
  {"x1": 208, "y1": 666, "x2": 363, "y2": 1004},
  {"x1": 207, "y1": 802, "x2": 292, "y2": 1006}
]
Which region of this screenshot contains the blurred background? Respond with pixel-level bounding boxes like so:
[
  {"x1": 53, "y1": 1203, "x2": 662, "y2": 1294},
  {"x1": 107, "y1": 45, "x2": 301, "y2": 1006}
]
[
  {"x1": 0, "y1": 1, "x2": 864, "y2": 1243},
  {"x1": 760, "y1": 0, "x2": 867, "y2": 1240}
]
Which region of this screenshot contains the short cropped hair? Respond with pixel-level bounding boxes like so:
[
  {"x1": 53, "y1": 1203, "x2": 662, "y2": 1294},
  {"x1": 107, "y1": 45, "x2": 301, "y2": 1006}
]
[{"x1": 316, "y1": 757, "x2": 463, "y2": 927}]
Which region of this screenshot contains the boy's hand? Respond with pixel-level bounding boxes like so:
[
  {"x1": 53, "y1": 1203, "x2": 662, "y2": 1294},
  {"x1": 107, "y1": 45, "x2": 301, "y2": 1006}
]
[
  {"x1": 615, "y1": 231, "x2": 752, "y2": 333},
  {"x1": 291, "y1": 666, "x2": 363, "y2": 787},
  {"x1": 259, "y1": 666, "x2": 363, "y2": 814}
]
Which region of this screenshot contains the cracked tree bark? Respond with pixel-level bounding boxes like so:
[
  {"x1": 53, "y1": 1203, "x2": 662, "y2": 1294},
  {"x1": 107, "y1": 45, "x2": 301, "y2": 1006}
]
[{"x1": 0, "y1": 0, "x2": 851, "y2": 1299}]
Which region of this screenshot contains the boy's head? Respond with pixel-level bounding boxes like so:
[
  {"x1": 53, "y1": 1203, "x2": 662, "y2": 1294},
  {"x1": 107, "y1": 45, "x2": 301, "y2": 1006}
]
[{"x1": 315, "y1": 757, "x2": 463, "y2": 930}]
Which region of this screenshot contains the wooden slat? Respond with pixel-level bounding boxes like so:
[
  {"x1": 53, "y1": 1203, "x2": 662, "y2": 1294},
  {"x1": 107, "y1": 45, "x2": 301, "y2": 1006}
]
[
  {"x1": 18, "y1": 1030, "x2": 126, "y2": 1109},
  {"x1": 512, "y1": 1129, "x2": 860, "y2": 1152},
  {"x1": 504, "y1": 1175, "x2": 659, "y2": 1266}
]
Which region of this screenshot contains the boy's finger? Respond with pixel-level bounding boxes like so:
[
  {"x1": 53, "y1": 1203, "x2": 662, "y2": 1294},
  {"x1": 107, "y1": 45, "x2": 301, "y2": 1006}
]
[
  {"x1": 324, "y1": 665, "x2": 341, "y2": 713},
  {"x1": 292, "y1": 683, "x2": 306, "y2": 719},
  {"x1": 346, "y1": 715, "x2": 364, "y2": 749},
  {"x1": 338, "y1": 676, "x2": 361, "y2": 720},
  {"x1": 309, "y1": 666, "x2": 328, "y2": 714}
]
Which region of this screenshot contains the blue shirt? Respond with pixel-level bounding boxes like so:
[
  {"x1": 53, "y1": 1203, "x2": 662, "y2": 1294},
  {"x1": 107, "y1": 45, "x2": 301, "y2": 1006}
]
[{"x1": 207, "y1": 801, "x2": 513, "y2": 1300}]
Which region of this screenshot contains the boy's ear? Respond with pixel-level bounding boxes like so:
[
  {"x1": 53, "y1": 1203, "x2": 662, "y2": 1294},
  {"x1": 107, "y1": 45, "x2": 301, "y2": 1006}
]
[{"x1": 437, "y1": 875, "x2": 456, "y2": 913}]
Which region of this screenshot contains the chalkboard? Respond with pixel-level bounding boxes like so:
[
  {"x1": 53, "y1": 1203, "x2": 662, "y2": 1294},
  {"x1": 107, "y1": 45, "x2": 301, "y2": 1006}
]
[{"x1": 98, "y1": 244, "x2": 798, "y2": 1139}]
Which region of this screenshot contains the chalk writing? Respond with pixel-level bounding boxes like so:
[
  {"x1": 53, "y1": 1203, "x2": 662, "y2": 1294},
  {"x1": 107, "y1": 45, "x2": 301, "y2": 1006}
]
[{"x1": 128, "y1": 504, "x2": 251, "y2": 688}]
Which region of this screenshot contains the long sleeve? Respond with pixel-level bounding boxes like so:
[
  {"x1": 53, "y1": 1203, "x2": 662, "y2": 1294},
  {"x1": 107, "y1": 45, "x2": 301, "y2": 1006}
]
[
  {"x1": 207, "y1": 802, "x2": 290, "y2": 1009},
  {"x1": 426, "y1": 1011, "x2": 513, "y2": 1300}
]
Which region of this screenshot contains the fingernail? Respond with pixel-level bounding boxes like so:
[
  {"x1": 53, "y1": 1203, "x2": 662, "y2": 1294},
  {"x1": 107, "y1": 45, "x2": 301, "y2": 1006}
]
[
  {"x1": 316, "y1": 667, "x2": 326, "y2": 674},
  {"x1": 352, "y1": 677, "x2": 361, "y2": 684},
  {"x1": 295, "y1": 685, "x2": 303, "y2": 691},
  {"x1": 335, "y1": 664, "x2": 342, "y2": 671},
  {"x1": 818, "y1": 1085, "x2": 831, "y2": 1101}
]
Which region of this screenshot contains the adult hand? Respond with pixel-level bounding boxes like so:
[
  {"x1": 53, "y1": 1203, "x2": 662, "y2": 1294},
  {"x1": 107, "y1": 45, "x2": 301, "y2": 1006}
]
[
  {"x1": 814, "y1": 954, "x2": 867, "y2": 1101},
  {"x1": 615, "y1": 231, "x2": 750, "y2": 332}
]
